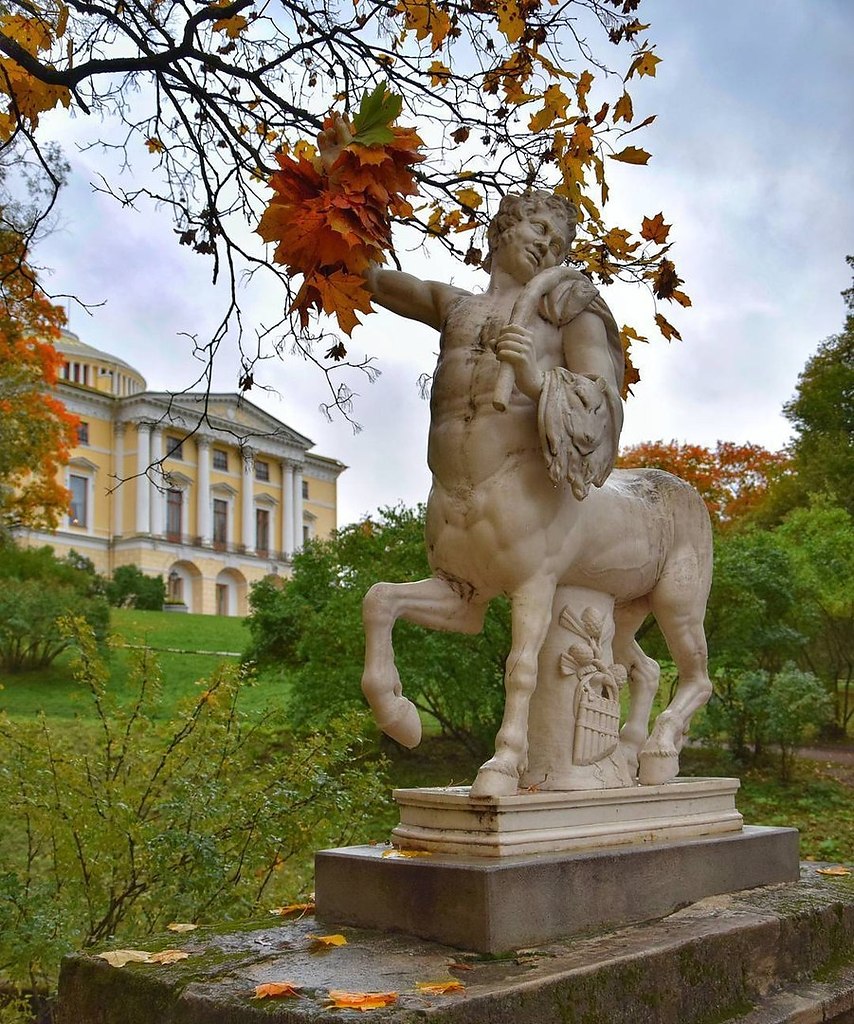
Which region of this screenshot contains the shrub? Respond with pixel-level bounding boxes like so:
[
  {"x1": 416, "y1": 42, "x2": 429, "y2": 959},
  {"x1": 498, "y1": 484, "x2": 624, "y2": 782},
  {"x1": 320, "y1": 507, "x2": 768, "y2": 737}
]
[
  {"x1": 105, "y1": 564, "x2": 166, "y2": 610},
  {"x1": 696, "y1": 663, "x2": 833, "y2": 780},
  {"x1": 0, "y1": 544, "x2": 109, "y2": 672},
  {"x1": 0, "y1": 618, "x2": 388, "y2": 1005}
]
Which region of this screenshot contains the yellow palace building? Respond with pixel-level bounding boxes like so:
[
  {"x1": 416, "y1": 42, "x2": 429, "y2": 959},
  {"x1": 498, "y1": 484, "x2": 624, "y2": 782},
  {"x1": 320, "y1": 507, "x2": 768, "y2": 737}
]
[{"x1": 14, "y1": 329, "x2": 345, "y2": 616}]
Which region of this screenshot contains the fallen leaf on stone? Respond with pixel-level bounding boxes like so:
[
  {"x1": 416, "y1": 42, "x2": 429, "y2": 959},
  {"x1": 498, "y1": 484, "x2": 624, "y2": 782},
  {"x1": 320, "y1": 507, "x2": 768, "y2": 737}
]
[
  {"x1": 269, "y1": 901, "x2": 315, "y2": 917},
  {"x1": 167, "y1": 923, "x2": 198, "y2": 933},
  {"x1": 817, "y1": 866, "x2": 852, "y2": 876},
  {"x1": 254, "y1": 982, "x2": 302, "y2": 999},
  {"x1": 327, "y1": 990, "x2": 398, "y2": 1010},
  {"x1": 416, "y1": 980, "x2": 465, "y2": 995},
  {"x1": 149, "y1": 950, "x2": 190, "y2": 965},
  {"x1": 96, "y1": 950, "x2": 155, "y2": 968},
  {"x1": 309, "y1": 933, "x2": 347, "y2": 950},
  {"x1": 381, "y1": 849, "x2": 432, "y2": 859}
]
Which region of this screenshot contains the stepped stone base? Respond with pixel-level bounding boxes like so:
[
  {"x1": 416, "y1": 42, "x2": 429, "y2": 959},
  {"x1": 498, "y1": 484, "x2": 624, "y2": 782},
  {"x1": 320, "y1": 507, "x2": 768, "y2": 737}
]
[
  {"x1": 57, "y1": 864, "x2": 854, "y2": 1024},
  {"x1": 316, "y1": 825, "x2": 799, "y2": 952},
  {"x1": 392, "y1": 776, "x2": 743, "y2": 856}
]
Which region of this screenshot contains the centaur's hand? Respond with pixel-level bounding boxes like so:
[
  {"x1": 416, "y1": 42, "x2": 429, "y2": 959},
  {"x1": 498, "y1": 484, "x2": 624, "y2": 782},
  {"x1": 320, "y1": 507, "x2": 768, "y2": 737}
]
[
  {"x1": 316, "y1": 114, "x2": 353, "y2": 172},
  {"x1": 495, "y1": 324, "x2": 544, "y2": 402}
]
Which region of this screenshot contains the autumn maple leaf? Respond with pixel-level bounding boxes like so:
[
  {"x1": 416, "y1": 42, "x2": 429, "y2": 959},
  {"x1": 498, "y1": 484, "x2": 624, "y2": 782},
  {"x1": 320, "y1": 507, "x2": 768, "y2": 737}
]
[{"x1": 258, "y1": 84, "x2": 423, "y2": 337}]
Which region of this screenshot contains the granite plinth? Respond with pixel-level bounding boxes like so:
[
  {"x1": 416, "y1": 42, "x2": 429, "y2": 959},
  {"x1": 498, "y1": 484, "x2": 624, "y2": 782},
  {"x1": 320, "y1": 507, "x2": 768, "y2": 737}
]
[
  {"x1": 316, "y1": 825, "x2": 799, "y2": 953},
  {"x1": 392, "y1": 776, "x2": 743, "y2": 856}
]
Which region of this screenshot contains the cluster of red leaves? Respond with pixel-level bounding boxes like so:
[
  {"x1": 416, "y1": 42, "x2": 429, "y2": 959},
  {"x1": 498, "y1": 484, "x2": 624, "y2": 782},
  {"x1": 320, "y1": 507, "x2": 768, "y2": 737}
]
[
  {"x1": 257, "y1": 107, "x2": 423, "y2": 338},
  {"x1": 617, "y1": 440, "x2": 792, "y2": 528},
  {"x1": 0, "y1": 226, "x2": 78, "y2": 528}
]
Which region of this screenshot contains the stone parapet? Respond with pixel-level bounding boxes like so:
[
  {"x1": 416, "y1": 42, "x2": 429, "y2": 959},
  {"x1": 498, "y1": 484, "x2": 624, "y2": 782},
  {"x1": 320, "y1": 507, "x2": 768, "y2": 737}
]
[{"x1": 56, "y1": 864, "x2": 854, "y2": 1024}]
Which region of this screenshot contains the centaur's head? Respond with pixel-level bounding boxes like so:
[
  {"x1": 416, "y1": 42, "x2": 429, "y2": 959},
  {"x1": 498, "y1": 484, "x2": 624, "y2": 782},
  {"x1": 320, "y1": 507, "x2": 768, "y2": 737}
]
[{"x1": 486, "y1": 191, "x2": 578, "y2": 279}]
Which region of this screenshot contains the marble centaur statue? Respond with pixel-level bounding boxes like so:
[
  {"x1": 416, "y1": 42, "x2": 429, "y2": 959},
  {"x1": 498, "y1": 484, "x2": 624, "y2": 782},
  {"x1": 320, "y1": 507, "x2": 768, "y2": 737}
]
[{"x1": 360, "y1": 191, "x2": 713, "y2": 798}]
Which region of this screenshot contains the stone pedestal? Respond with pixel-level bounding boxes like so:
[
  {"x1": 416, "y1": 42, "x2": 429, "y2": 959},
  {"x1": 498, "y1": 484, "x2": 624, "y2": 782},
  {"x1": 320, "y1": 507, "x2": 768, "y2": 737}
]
[
  {"x1": 392, "y1": 777, "x2": 742, "y2": 856},
  {"x1": 315, "y1": 825, "x2": 799, "y2": 953}
]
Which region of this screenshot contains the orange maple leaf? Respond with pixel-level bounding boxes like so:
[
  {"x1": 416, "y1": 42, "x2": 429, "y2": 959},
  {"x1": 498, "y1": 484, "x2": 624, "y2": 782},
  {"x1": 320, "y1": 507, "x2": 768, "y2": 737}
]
[
  {"x1": 640, "y1": 212, "x2": 670, "y2": 244},
  {"x1": 609, "y1": 146, "x2": 651, "y2": 166},
  {"x1": 416, "y1": 979, "x2": 466, "y2": 995},
  {"x1": 327, "y1": 990, "x2": 398, "y2": 1011},
  {"x1": 308, "y1": 932, "x2": 348, "y2": 950},
  {"x1": 254, "y1": 981, "x2": 302, "y2": 999},
  {"x1": 654, "y1": 312, "x2": 682, "y2": 342}
]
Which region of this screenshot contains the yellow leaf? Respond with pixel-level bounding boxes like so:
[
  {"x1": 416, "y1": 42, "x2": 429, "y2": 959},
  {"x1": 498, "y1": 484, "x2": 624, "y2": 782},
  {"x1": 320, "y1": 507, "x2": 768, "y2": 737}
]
[
  {"x1": 670, "y1": 289, "x2": 692, "y2": 308},
  {"x1": 816, "y1": 866, "x2": 851, "y2": 876},
  {"x1": 455, "y1": 187, "x2": 482, "y2": 210},
  {"x1": 654, "y1": 312, "x2": 682, "y2": 342},
  {"x1": 212, "y1": 14, "x2": 247, "y2": 38},
  {"x1": 255, "y1": 981, "x2": 302, "y2": 999},
  {"x1": 396, "y1": 0, "x2": 451, "y2": 51},
  {"x1": 620, "y1": 324, "x2": 648, "y2": 345},
  {"x1": 0, "y1": 14, "x2": 53, "y2": 53},
  {"x1": 56, "y1": 3, "x2": 69, "y2": 38},
  {"x1": 382, "y1": 848, "x2": 433, "y2": 858},
  {"x1": 575, "y1": 70, "x2": 593, "y2": 114},
  {"x1": 269, "y1": 901, "x2": 315, "y2": 917},
  {"x1": 96, "y1": 950, "x2": 153, "y2": 968},
  {"x1": 309, "y1": 933, "x2": 348, "y2": 949},
  {"x1": 145, "y1": 137, "x2": 164, "y2": 154},
  {"x1": 327, "y1": 990, "x2": 398, "y2": 1011},
  {"x1": 428, "y1": 60, "x2": 451, "y2": 86},
  {"x1": 496, "y1": 0, "x2": 524, "y2": 43},
  {"x1": 148, "y1": 950, "x2": 190, "y2": 965},
  {"x1": 166, "y1": 923, "x2": 198, "y2": 933},
  {"x1": 528, "y1": 84, "x2": 571, "y2": 134},
  {"x1": 614, "y1": 91, "x2": 633, "y2": 124},
  {"x1": 416, "y1": 980, "x2": 466, "y2": 994},
  {"x1": 628, "y1": 51, "x2": 661, "y2": 79},
  {"x1": 609, "y1": 146, "x2": 650, "y2": 165}
]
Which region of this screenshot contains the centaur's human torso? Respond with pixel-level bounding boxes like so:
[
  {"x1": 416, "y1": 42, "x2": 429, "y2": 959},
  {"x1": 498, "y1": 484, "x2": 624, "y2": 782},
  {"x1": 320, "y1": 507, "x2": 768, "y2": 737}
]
[{"x1": 423, "y1": 284, "x2": 674, "y2": 602}]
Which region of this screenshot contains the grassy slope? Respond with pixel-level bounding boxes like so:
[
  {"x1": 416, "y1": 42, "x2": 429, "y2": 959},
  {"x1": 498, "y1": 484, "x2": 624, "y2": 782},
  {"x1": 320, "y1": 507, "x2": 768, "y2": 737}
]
[{"x1": 0, "y1": 609, "x2": 262, "y2": 720}]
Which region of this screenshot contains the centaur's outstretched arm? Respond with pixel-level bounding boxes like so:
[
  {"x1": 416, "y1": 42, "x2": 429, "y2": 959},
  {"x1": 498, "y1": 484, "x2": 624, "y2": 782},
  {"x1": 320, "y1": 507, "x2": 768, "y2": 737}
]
[{"x1": 364, "y1": 265, "x2": 468, "y2": 332}]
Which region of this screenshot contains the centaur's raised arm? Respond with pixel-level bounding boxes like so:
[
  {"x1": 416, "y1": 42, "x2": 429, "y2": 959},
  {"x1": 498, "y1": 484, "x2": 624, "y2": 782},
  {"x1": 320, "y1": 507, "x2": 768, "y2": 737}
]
[{"x1": 365, "y1": 265, "x2": 468, "y2": 332}]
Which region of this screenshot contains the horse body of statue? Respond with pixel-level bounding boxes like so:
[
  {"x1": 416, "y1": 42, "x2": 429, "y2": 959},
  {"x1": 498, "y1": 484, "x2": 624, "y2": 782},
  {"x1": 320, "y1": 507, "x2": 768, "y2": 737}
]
[{"x1": 359, "y1": 191, "x2": 714, "y2": 798}]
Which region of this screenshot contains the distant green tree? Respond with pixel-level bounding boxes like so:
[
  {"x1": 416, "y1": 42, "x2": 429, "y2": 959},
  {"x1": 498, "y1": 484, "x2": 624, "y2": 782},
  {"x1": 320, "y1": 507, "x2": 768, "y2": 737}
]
[
  {"x1": 759, "y1": 257, "x2": 853, "y2": 522},
  {"x1": 0, "y1": 544, "x2": 109, "y2": 671},
  {"x1": 106, "y1": 564, "x2": 165, "y2": 611},
  {"x1": 776, "y1": 497, "x2": 854, "y2": 734},
  {"x1": 245, "y1": 505, "x2": 508, "y2": 759}
]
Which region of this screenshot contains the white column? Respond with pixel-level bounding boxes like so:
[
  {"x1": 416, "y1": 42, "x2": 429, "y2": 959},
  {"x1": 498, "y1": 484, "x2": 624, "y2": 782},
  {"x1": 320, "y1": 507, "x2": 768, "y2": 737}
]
[
  {"x1": 242, "y1": 450, "x2": 255, "y2": 553},
  {"x1": 149, "y1": 428, "x2": 163, "y2": 537},
  {"x1": 135, "y1": 422, "x2": 151, "y2": 534},
  {"x1": 281, "y1": 461, "x2": 294, "y2": 558},
  {"x1": 292, "y1": 463, "x2": 303, "y2": 552},
  {"x1": 113, "y1": 423, "x2": 125, "y2": 538},
  {"x1": 197, "y1": 437, "x2": 211, "y2": 545}
]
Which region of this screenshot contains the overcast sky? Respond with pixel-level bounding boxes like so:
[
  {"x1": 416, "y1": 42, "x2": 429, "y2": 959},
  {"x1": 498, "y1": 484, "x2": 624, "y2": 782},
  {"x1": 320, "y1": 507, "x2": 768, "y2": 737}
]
[{"x1": 35, "y1": 0, "x2": 854, "y2": 528}]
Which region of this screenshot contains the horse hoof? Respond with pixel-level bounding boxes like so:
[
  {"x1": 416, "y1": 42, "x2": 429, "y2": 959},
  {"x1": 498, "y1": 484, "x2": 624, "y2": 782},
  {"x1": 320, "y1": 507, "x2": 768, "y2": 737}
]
[
  {"x1": 638, "y1": 749, "x2": 679, "y2": 786},
  {"x1": 377, "y1": 698, "x2": 422, "y2": 748},
  {"x1": 469, "y1": 768, "x2": 519, "y2": 799}
]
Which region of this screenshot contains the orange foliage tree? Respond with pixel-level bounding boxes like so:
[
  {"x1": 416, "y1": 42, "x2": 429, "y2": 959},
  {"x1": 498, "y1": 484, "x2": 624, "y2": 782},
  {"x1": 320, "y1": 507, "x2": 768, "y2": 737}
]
[
  {"x1": 617, "y1": 440, "x2": 792, "y2": 530},
  {"x1": 1, "y1": 0, "x2": 687, "y2": 413},
  {"x1": 0, "y1": 224, "x2": 77, "y2": 529}
]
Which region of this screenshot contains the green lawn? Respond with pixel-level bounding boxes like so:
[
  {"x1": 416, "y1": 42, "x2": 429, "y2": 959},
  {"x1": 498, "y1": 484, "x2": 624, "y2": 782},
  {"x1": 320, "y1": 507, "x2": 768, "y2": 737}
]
[{"x1": 0, "y1": 608, "x2": 282, "y2": 721}]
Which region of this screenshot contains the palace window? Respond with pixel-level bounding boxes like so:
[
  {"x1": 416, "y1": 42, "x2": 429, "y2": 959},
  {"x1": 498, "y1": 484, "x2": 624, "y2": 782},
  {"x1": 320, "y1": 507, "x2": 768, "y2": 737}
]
[
  {"x1": 302, "y1": 479, "x2": 309, "y2": 499},
  {"x1": 69, "y1": 475, "x2": 88, "y2": 527},
  {"x1": 212, "y1": 448, "x2": 228, "y2": 471},
  {"x1": 166, "y1": 436, "x2": 184, "y2": 460},
  {"x1": 213, "y1": 498, "x2": 228, "y2": 549},
  {"x1": 166, "y1": 489, "x2": 183, "y2": 541},
  {"x1": 255, "y1": 507, "x2": 270, "y2": 557},
  {"x1": 255, "y1": 460, "x2": 270, "y2": 481},
  {"x1": 77, "y1": 422, "x2": 89, "y2": 445}
]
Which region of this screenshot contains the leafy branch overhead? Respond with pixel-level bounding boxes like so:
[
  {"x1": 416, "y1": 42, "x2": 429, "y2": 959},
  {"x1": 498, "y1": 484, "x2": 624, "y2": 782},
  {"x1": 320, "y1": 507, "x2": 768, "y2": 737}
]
[{"x1": 1, "y1": 0, "x2": 689, "y2": 405}]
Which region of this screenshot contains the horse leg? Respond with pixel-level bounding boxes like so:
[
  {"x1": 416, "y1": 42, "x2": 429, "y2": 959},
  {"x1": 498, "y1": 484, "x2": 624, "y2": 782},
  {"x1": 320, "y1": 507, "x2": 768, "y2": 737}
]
[
  {"x1": 470, "y1": 577, "x2": 556, "y2": 798},
  {"x1": 612, "y1": 597, "x2": 660, "y2": 779},
  {"x1": 638, "y1": 573, "x2": 713, "y2": 786},
  {"x1": 361, "y1": 577, "x2": 486, "y2": 748}
]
